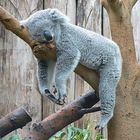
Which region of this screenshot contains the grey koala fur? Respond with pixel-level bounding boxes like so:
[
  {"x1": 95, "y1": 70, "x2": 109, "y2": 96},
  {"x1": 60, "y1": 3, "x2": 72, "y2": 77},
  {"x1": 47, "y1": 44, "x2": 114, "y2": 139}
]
[{"x1": 21, "y1": 8, "x2": 122, "y2": 129}]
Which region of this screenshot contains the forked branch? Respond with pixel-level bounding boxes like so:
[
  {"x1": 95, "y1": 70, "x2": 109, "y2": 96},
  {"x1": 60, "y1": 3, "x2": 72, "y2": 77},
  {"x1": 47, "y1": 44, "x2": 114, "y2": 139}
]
[{"x1": 101, "y1": 0, "x2": 124, "y2": 18}]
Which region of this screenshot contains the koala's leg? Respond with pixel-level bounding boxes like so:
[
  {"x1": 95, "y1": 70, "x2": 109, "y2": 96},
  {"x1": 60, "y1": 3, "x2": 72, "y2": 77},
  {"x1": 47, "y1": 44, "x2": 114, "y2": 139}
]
[
  {"x1": 37, "y1": 59, "x2": 60, "y2": 104},
  {"x1": 96, "y1": 67, "x2": 121, "y2": 129},
  {"x1": 55, "y1": 50, "x2": 81, "y2": 104}
]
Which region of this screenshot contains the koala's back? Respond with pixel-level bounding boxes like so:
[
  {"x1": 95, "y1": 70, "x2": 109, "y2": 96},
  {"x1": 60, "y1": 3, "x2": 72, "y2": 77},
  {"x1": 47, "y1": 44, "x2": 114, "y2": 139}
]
[{"x1": 60, "y1": 23, "x2": 122, "y2": 70}]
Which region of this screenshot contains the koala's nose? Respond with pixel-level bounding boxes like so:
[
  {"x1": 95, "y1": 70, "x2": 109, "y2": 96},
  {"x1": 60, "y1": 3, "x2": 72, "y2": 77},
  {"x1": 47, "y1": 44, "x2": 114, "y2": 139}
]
[
  {"x1": 43, "y1": 30, "x2": 53, "y2": 42},
  {"x1": 45, "y1": 89, "x2": 51, "y2": 94}
]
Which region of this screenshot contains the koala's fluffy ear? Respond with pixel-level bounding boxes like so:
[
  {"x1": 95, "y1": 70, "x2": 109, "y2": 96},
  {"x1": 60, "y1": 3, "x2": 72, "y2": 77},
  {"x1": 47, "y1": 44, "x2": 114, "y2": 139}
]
[{"x1": 48, "y1": 8, "x2": 70, "y2": 24}]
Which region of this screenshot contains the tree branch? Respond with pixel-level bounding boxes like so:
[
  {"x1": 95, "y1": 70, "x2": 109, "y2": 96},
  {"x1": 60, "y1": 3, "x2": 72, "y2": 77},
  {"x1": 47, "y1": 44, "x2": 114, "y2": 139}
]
[
  {"x1": 27, "y1": 91, "x2": 99, "y2": 140},
  {"x1": 107, "y1": 0, "x2": 123, "y2": 6},
  {"x1": 79, "y1": 106, "x2": 101, "y2": 115},
  {"x1": 101, "y1": 0, "x2": 124, "y2": 18},
  {"x1": 0, "y1": 6, "x2": 99, "y2": 93},
  {"x1": 0, "y1": 91, "x2": 99, "y2": 139},
  {"x1": 0, "y1": 108, "x2": 32, "y2": 138}
]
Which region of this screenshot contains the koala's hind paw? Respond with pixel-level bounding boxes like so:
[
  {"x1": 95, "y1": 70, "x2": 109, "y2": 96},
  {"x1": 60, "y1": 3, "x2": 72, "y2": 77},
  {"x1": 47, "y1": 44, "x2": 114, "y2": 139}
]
[
  {"x1": 95, "y1": 114, "x2": 113, "y2": 130},
  {"x1": 52, "y1": 86, "x2": 67, "y2": 105},
  {"x1": 95, "y1": 120, "x2": 107, "y2": 130},
  {"x1": 44, "y1": 89, "x2": 65, "y2": 105},
  {"x1": 95, "y1": 124, "x2": 104, "y2": 130}
]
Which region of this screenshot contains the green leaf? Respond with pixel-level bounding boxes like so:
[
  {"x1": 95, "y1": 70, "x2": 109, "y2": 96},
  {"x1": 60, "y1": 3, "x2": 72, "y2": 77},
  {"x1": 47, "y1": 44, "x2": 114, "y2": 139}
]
[
  {"x1": 96, "y1": 133, "x2": 103, "y2": 140},
  {"x1": 9, "y1": 135, "x2": 21, "y2": 140},
  {"x1": 49, "y1": 131, "x2": 66, "y2": 140}
]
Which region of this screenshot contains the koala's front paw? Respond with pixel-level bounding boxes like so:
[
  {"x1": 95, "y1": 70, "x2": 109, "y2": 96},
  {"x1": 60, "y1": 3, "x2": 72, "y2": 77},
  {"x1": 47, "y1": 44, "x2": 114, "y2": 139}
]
[
  {"x1": 57, "y1": 92, "x2": 67, "y2": 105},
  {"x1": 44, "y1": 89, "x2": 64, "y2": 105},
  {"x1": 52, "y1": 85, "x2": 67, "y2": 105}
]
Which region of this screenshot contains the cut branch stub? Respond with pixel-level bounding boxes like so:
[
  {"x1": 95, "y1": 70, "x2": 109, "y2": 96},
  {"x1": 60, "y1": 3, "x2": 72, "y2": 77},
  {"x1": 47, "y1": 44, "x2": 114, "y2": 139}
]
[{"x1": 0, "y1": 107, "x2": 32, "y2": 138}]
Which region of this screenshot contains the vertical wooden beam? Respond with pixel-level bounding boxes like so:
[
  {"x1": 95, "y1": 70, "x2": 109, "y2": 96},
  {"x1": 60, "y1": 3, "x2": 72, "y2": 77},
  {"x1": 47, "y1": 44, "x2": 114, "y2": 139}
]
[{"x1": 0, "y1": 0, "x2": 43, "y2": 138}]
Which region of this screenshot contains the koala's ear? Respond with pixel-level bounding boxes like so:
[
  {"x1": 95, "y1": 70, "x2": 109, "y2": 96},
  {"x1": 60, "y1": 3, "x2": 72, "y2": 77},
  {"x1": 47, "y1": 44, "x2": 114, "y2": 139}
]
[{"x1": 48, "y1": 8, "x2": 70, "y2": 23}]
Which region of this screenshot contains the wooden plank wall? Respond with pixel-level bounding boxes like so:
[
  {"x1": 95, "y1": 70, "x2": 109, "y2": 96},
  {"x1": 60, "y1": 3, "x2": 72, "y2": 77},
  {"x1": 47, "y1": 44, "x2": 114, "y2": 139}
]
[
  {"x1": 132, "y1": 1, "x2": 140, "y2": 63},
  {"x1": 0, "y1": 0, "x2": 43, "y2": 138},
  {"x1": 0, "y1": 0, "x2": 140, "y2": 139}
]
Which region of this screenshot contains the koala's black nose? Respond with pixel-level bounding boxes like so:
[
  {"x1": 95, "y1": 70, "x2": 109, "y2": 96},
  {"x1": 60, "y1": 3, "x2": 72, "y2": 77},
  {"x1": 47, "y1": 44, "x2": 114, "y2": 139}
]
[
  {"x1": 45, "y1": 89, "x2": 51, "y2": 94},
  {"x1": 43, "y1": 30, "x2": 53, "y2": 42}
]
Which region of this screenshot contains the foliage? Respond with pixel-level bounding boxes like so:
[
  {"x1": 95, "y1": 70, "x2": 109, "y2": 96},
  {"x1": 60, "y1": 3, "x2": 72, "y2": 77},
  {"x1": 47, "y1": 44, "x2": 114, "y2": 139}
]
[
  {"x1": 66, "y1": 126, "x2": 90, "y2": 140},
  {"x1": 9, "y1": 134, "x2": 21, "y2": 140},
  {"x1": 95, "y1": 133, "x2": 104, "y2": 140},
  {"x1": 4, "y1": 126, "x2": 104, "y2": 140},
  {"x1": 49, "y1": 125, "x2": 91, "y2": 140},
  {"x1": 49, "y1": 131, "x2": 66, "y2": 140},
  {"x1": 49, "y1": 125, "x2": 105, "y2": 140}
]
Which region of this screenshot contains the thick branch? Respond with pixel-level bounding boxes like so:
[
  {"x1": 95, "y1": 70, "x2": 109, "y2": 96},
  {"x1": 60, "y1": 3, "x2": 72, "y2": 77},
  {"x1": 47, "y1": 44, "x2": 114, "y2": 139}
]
[
  {"x1": 107, "y1": 0, "x2": 123, "y2": 7},
  {"x1": 101, "y1": 0, "x2": 123, "y2": 15},
  {"x1": 0, "y1": 6, "x2": 99, "y2": 93},
  {"x1": 27, "y1": 91, "x2": 99, "y2": 140},
  {"x1": 1, "y1": 91, "x2": 99, "y2": 139},
  {"x1": 0, "y1": 108, "x2": 32, "y2": 138}
]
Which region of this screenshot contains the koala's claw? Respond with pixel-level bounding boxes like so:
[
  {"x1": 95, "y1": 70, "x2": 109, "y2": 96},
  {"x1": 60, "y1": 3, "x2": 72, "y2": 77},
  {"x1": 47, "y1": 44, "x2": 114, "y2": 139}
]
[
  {"x1": 44, "y1": 89, "x2": 65, "y2": 105},
  {"x1": 95, "y1": 125, "x2": 102, "y2": 130}
]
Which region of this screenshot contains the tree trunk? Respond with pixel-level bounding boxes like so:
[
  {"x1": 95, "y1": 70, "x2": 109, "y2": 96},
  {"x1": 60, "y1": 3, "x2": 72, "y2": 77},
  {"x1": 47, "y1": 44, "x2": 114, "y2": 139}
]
[{"x1": 101, "y1": 0, "x2": 140, "y2": 139}]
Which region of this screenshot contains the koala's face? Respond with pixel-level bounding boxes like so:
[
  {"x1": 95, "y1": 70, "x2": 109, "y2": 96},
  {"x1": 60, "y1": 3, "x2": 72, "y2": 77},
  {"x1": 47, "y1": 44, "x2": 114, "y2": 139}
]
[
  {"x1": 21, "y1": 9, "x2": 54, "y2": 42},
  {"x1": 21, "y1": 8, "x2": 69, "y2": 42}
]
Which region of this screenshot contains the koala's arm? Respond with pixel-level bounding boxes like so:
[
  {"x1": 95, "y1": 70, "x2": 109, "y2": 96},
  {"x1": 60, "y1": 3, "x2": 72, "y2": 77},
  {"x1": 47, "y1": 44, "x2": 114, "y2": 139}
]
[
  {"x1": 37, "y1": 59, "x2": 60, "y2": 103},
  {"x1": 37, "y1": 59, "x2": 56, "y2": 91},
  {"x1": 37, "y1": 59, "x2": 50, "y2": 93},
  {"x1": 55, "y1": 47, "x2": 81, "y2": 100}
]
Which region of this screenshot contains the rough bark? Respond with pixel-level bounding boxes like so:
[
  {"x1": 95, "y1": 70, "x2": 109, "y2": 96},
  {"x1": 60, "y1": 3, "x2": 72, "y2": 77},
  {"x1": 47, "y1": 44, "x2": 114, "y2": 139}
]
[
  {"x1": 101, "y1": 0, "x2": 140, "y2": 139},
  {"x1": 0, "y1": 92, "x2": 100, "y2": 139},
  {"x1": 27, "y1": 91, "x2": 99, "y2": 140},
  {"x1": 0, "y1": 108, "x2": 32, "y2": 138}
]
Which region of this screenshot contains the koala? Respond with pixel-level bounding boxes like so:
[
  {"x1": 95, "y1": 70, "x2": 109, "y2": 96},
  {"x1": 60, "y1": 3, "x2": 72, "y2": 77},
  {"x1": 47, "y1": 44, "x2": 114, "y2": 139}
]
[{"x1": 21, "y1": 8, "x2": 122, "y2": 129}]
